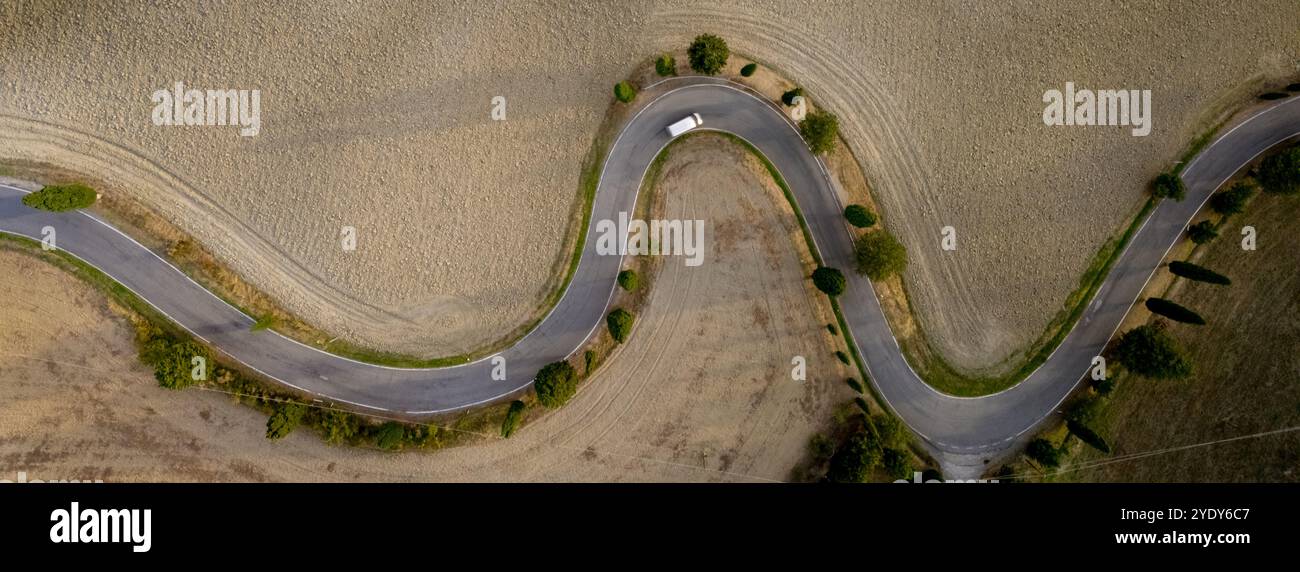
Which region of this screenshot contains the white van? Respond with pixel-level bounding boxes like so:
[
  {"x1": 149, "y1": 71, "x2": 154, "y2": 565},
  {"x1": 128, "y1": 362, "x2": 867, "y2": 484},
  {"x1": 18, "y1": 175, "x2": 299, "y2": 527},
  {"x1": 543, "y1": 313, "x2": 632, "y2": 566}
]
[{"x1": 665, "y1": 113, "x2": 703, "y2": 137}]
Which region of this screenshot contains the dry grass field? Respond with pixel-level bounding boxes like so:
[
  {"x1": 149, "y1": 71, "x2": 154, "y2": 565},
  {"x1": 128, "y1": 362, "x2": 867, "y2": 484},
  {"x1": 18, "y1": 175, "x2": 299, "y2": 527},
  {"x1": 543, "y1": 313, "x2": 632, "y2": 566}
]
[
  {"x1": 1052, "y1": 191, "x2": 1300, "y2": 482},
  {"x1": 2, "y1": 1, "x2": 1297, "y2": 371}
]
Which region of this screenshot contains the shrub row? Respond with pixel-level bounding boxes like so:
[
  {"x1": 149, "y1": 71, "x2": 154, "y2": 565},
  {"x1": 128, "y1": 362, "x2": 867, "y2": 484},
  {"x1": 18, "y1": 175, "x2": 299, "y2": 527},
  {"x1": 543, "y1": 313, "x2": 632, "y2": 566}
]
[{"x1": 136, "y1": 324, "x2": 446, "y2": 447}]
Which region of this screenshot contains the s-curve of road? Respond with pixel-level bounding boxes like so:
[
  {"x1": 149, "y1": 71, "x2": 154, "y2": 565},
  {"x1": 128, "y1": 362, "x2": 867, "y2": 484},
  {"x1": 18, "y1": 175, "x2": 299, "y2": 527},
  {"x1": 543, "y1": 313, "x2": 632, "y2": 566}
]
[{"x1": 3, "y1": 77, "x2": 1299, "y2": 456}]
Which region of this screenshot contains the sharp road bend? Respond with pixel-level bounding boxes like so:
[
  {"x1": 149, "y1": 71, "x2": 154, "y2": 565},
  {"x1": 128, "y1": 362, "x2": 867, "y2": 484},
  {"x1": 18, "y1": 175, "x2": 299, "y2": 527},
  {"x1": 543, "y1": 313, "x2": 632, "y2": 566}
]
[{"x1": 3, "y1": 77, "x2": 1299, "y2": 462}]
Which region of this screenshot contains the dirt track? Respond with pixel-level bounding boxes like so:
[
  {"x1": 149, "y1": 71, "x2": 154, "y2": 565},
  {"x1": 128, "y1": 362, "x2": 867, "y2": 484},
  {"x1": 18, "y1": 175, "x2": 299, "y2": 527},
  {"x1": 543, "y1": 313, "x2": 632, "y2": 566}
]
[{"x1": 1, "y1": 1, "x2": 1297, "y2": 372}]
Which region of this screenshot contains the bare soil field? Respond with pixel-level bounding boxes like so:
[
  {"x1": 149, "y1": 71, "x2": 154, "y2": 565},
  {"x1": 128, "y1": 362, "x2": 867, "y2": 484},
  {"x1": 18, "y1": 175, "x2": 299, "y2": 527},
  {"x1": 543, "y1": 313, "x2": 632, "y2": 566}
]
[
  {"x1": 3, "y1": 2, "x2": 1297, "y2": 369},
  {"x1": 0, "y1": 136, "x2": 854, "y2": 482},
  {"x1": 1051, "y1": 191, "x2": 1300, "y2": 482}
]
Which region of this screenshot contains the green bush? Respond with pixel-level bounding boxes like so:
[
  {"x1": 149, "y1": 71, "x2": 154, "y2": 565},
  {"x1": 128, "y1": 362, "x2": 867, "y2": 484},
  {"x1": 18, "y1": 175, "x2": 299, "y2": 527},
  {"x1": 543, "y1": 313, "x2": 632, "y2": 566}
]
[
  {"x1": 1066, "y1": 395, "x2": 1104, "y2": 426},
  {"x1": 740, "y1": 62, "x2": 757, "y2": 77},
  {"x1": 882, "y1": 448, "x2": 911, "y2": 480},
  {"x1": 826, "y1": 323, "x2": 838, "y2": 336},
  {"x1": 374, "y1": 421, "x2": 407, "y2": 450},
  {"x1": 1111, "y1": 323, "x2": 1192, "y2": 379},
  {"x1": 1259, "y1": 92, "x2": 1290, "y2": 100},
  {"x1": 584, "y1": 349, "x2": 596, "y2": 374},
  {"x1": 1288, "y1": 83, "x2": 1300, "y2": 92},
  {"x1": 799, "y1": 109, "x2": 839, "y2": 154},
  {"x1": 1186, "y1": 220, "x2": 1218, "y2": 244},
  {"x1": 1025, "y1": 438, "x2": 1061, "y2": 468},
  {"x1": 1066, "y1": 419, "x2": 1112, "y2": 454},
  {"x1": 1144, "y1": 297, "x2": 1206, "y2": 325},
  {"x1": 845, "y1": 377, "x2": 863, "y2": 393},
  {"x1": 811, "y1": 266, "x2": 846, "y2": 297},
  {"x1": 654, "y1": 54, "x2": 676, "y2": 76},
  {"x1": 854, "y1": 231, "x2": 908, "y2": 280},
  {"x1": 21, "y1": 183, "x2": 97, "y2": 212},
  {"x1": 808, "y1": 433, "x2": 835, "y2": 462},
  {"x1": 614, "y1": 81, "x2": 636, "y2": 103},
  {"x1": 781, "y1": 87, "x2": 804, "y2": 106},
  {"x1": 835, "y1": 351, "x2": 851, "y2": 365},
  {"x1": 534, "y1": 361, "x2": 578, "y2": 408},
  {"x1": 501, "y1": 400, "x2": 526, "y2": 438},
  {"x1": 266, "y1": 402, "x2": 306, "y2": 440},
  {"x1": 1258, "y1": 147, "x2": 1300, "y2": 195},
  {"x1": 319, "y1": 410, "x2": 361, "y2": 445},
  {"x1": 1210, "y1": 180, "x2": 1255, "y2": 215},
  {"x1": 606, "y1": 308, "x2": 635, "y2": 343},
  {"x1": 1168, "y1": 261, "x2": 1230, "y2": 285},
  {"x1": 827, "y1": 429, "x2": 881, "y2": 483},
  {"x1": 873, "y1": 414, "x2": 909, "y2": 450},
  {"x1": 617, "y1": 269, "x2": 639, "y2": 291},
  {"x1": 141, "y1": 336, "x2": 210, "y2": 390},
  {"x1": 1151, "y1": 172, "x2": 1186, "y2": 201},
  {"x1": 843, "y1": 204, "x2": 877, "y2": 228},
  {"x1": 687, "y1": 34, "x2": 729, "y2": 75}
]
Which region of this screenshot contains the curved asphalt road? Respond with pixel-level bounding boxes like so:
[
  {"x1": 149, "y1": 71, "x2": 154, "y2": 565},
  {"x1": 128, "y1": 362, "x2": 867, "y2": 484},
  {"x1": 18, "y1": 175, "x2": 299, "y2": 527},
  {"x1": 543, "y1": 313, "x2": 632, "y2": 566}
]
[{"x1": 3, "y1": 77, "x2": 1299, "y2": 454}]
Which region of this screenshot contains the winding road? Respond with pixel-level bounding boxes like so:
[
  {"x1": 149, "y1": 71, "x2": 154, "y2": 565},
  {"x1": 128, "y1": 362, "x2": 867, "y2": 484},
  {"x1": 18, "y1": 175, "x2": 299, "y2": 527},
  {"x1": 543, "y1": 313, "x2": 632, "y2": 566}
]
[{"x1": 3, "y1": 76, "x2": 1298, "y2": 461}]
